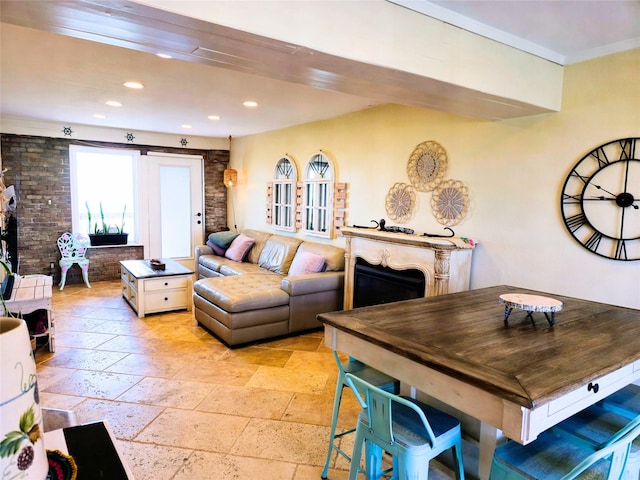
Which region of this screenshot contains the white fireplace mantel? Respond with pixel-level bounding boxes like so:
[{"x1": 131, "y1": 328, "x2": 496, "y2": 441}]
[{"x1": 341, "y1": 226, "x2": 475, "y2": 310}]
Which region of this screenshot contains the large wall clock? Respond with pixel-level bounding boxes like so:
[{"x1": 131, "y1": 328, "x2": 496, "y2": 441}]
[{"x1": 560, "y1": 137, "x2": 639, "y2": 261}]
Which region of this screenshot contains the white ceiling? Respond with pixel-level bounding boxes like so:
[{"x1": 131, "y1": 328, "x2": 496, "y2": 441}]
[{"x1": 1, "y1": 0, "x2": 639, "y2": 139}]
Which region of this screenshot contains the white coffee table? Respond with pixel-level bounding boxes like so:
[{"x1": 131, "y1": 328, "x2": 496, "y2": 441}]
[{"x1": 120, "y1": 259, "x2": 194, "y2": 317}]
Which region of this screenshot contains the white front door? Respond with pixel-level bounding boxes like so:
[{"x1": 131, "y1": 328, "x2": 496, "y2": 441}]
[{"x1": 145, "y1": 153, "x2": 204, "y2": 270}]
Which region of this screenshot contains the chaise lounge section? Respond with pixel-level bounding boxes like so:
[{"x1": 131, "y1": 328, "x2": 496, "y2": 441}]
[{"x1": 193, "y1": 229, "x2": 345, "y2": 346}]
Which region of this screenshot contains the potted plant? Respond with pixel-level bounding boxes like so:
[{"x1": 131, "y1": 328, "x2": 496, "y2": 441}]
[{"x1": 86, "y1": 201, "x2": 128, "y2": 246}]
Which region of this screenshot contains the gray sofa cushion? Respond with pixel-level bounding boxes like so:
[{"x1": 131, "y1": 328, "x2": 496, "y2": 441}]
[
  {"x1": 194, "y1": 275, "x2": 288, "y2": 313},
  {"x1": 258, "y1": 235, "x2": 303, "y2": 274}
]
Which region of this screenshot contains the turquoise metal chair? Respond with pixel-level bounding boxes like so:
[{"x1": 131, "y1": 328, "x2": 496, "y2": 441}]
[
  {"x1": 552, "y1": 405, "x2": 640, "y2": 480},
  {"x1": 600, "y1": 384, "x2": 640, "y2": 420},
  {"x1": 321, "y1": 351, "x2": 399, "y2": 479},
  {"x1": 344, "y1": 372, "x2": 465, "y2": 480},
  {"x1": 490, "y1": 413, "x2": 640, "y2": 480}
]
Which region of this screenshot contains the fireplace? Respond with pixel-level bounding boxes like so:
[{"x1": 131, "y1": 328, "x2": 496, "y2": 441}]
[
  {"x1": 353, "y1": 258, "x2": 425, "y2": 308},
  {"x1": 341, "y1": 227, "x2": 475, "y2": 310}
]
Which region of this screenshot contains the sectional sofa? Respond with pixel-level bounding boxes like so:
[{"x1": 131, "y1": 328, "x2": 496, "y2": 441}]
[{"x1": 193, "y1": 229, "x2": 345, "y2": 346}]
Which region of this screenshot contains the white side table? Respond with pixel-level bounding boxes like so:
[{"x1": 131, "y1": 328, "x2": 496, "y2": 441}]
[{"x1": 3, "y1": 275, "x2": 54, "y2": 351}]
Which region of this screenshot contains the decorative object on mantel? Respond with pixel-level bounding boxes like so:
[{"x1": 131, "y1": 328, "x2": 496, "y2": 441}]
[
  {"x1": 385, "y1": 182, "x2": 416, "y2": 223},
  {"x1": 62, "y1": 126, "x2": 74, "y2": 137},
  {"x1": 431, "y1": 179, "x2": 469, "y2": 226},
  {"x1": 180, "y1": 138, "x2": 188, "y2": 147},
  {"x1": 125, "y1": 132, "x2": 135, "y2": 142},
  {"x1": 423, "y1": 227, "x2": 455, "y2": 238},
  {"x1": 407, "y1": 140, "x2": 448, "y2": 192},
  {"x1": 560, "y1": 137, "x2": 639, "y2": 261},
  {"x1": 499, "y1": 293, "x2": 563, "y2": 326},
  {"x1": 378, "y1": 218, "x2": 414, "y2": 234}
]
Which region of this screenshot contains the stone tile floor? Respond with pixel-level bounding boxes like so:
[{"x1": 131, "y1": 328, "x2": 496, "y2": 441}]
[{"x1": 36, "y1": 280, "x2": 455, "y2": 479}]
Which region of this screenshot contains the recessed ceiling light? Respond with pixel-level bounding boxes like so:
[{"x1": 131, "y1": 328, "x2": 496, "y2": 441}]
[
  {"x1": 156, "y1": 53, "x2": 172, "y2": 59},
  {"x1": 106, "y1": 101, "x2": 122, "y2": 107},
  {"x1": 243, "y1": 101, "x2": 258, "y2": 108},
  {"x1": 181, "y1": 124, "x2": 192, "y2": 129},
  {"x1": 208, "y1": 115, "x2": 220, "y2": 121},
  {"x1": 93, "y1": 114, "x2": 106, "y2": 119},
  {"x1": 123, "y1": 81, "x2": 144, "y2": 89}
]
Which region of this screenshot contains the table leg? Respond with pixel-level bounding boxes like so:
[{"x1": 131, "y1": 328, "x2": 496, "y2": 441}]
[
  {"x1": 544, "y1": 312, "x2": 555, "y2": 326},
  {"x1": 503, "y1": 306, "x2": 513, "y2": 324},
  {"x1": 478, "y1": 422, "x2": 504, "y2": 480}
]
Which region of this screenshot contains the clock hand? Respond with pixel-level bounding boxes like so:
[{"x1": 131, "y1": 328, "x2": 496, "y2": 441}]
[{"x1": 592, "y1": 184, "x2": 618, "y2": 197}]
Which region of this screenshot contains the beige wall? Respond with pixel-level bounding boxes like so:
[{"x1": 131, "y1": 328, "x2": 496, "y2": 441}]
[{"x1": 230, "y1": 49, "x2": 640, "y2": 309}]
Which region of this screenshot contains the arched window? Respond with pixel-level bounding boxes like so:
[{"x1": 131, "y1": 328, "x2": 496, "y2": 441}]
[
  {"x1": 302, "y1": 152, "x2": 334, "y2": 238},
  {"x1": 272, "y1": 156, "x2": 297, "y2": 231}
]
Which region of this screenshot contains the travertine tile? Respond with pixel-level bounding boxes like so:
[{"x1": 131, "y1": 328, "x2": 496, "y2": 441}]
[
  {"x1": 118, "y1": 377, "x2": 213, "y2": 408},
  {"x1": 34, "y1": 365, "x2": 75, "y2": 389},
  {"x1": 231, "y1": 418, "x2": 330, "y2": 465},
  {"x1": 72, "y1": 399, "x2": 164, "y2": 439},
  {"x1": 43, "y1": 348, "x2": 128, "y2": 370},
  {"x1": 260, "y1": 335, "x2": 324, "y2": 352},
  {"x1": 136, "y1": 408, "x2": 249, "y2": 452},
  {"x1": 119, "y1": 441, "x2": 190, "y2": 480},
  {"x1": 174, "y1": 359, "x2": 259, "y2": 386},
  {"x1": 196, "y1": 384, "x2": 293, "y2": 419},
  {"x1": 44, "y1": 369, "x2": 142, "y2": 399},
  {"x1": 172, "y1": 451, "x2": 297, "y2": 480},
  {"x1": 106, "y1": 353, "x2": 192, "y2": 378},
  {"x1": 294, "y1": 465, "x2": 350, "y2": 480},
  {"x1": 247, "y1": 365, "x2": 328, "y2": 394},
  {"x1": 39, "y1": 392, "x2": 85, "y2": 412},
  {"x1": 220, "y1": 345, "x2": 293, "y2": 367},
  {"x1": 53, "y1": 330, "x2": 116, "y2": 349}
]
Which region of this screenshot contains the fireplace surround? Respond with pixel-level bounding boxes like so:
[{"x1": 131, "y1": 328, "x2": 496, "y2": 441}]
[{"x1": 341, "y1": 227, "x2": 475, "y2": 310}]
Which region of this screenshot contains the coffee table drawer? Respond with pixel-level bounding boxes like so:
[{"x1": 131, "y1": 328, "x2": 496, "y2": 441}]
[
  {"x1": 144, "y1": 276, "x2": 190, "y2": 292},
  {"x1": 145, "y1": 289, "x2": 189, "y2": 312}
]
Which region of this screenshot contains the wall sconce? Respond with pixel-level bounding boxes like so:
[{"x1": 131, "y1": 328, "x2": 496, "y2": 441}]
[{"x1": 223, "y1": 168, "x2": 238, "y2": 188}]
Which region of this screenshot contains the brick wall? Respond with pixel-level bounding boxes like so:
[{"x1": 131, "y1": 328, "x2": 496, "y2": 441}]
[{"x1": 0, "y1": 134, "x2": 229, "y2": 284}]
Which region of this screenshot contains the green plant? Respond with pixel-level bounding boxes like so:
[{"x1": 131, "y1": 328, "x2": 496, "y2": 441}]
[
  {"x1": 117, "y1": 204, "x2": 126, "y2": 234},
  {"x1": 85, "y1": 200, "x2": 93, "y2": 233},
  {"x1": 85, "y1": 202, "x2": 127, "y2": 234},
  {"x1": 99, "y1": 202, "x2": 108, "y2": 234}
]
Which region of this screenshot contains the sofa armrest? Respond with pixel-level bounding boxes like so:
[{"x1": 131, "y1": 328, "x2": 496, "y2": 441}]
[
  {"x1": 195, "y1": 244, "x2": 214, "y2": 262},
  {"x1": 281, "y1": 272, "x2": 344, "y2": 296}
]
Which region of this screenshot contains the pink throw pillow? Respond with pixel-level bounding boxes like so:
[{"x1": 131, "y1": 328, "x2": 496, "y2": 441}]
[
  {"x1": 224, "y1": 234, "x2": 255, "y2": 262},
  {"x1": 288, "y1": 252, "x2": 326, "y2": 276}
]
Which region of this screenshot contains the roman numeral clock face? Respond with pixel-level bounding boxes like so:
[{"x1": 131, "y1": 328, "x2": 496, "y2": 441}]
[{"x1": 561, "y1": 138, "x2": 640, "y2": 261}]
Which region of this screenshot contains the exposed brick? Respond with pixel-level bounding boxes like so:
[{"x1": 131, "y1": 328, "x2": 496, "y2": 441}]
[{"x1": 1, "y1": 134, "x2": 229, "y2": 283}]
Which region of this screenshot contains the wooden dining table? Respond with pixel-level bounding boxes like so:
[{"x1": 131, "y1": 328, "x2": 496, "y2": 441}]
[{"x1": 318, "y1": 285, "x2": 640, "y2": 479}]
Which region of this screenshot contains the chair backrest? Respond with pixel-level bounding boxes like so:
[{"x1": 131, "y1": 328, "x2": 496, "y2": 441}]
[
  {"x1": 344, "y1": 372, "x2": 438, "y2": 448},
  {"x1": 562, "y1": 414, "x2": 640, "y2": 480},
  {"x1": 57, "y1": 232, "x2": 90, "y2": 260}
]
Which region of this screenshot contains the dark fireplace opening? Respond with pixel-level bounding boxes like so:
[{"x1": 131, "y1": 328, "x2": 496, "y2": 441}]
[{"x1": 353, "y1": 257, "x2": 426, "y2": 308}]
